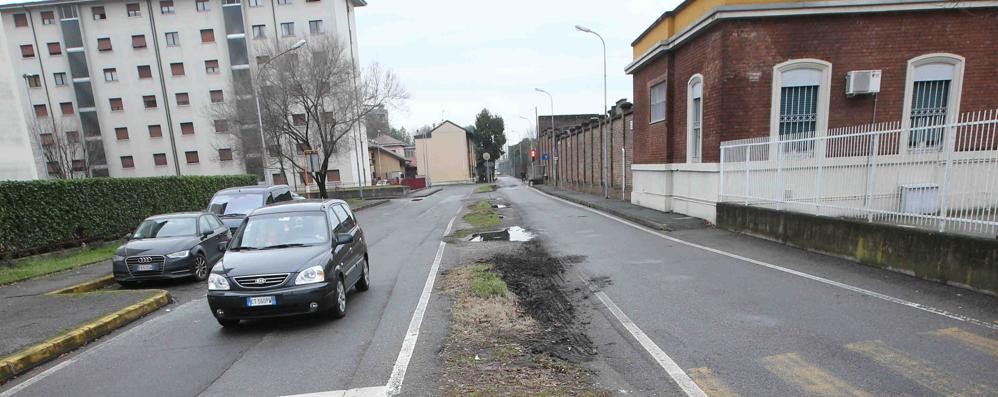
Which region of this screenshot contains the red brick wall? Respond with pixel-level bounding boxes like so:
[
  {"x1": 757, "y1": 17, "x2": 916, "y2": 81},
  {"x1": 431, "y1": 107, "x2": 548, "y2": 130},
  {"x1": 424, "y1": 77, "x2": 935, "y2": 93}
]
[{"x1": 631, "y1": 8, "x2": 998, "y2": 164}]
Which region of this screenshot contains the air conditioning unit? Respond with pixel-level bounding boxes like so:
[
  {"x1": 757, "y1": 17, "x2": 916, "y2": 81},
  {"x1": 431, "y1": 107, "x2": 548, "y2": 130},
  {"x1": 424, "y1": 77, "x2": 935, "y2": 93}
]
[{"x1": 845, "y1": 70, "x2": 882, "y2": 96}]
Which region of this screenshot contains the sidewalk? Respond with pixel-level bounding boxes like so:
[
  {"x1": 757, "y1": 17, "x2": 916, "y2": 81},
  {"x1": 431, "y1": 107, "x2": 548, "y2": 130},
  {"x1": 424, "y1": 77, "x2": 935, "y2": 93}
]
[{"x1": 532, "y1": 185, "x2": 707, "y2": 231}]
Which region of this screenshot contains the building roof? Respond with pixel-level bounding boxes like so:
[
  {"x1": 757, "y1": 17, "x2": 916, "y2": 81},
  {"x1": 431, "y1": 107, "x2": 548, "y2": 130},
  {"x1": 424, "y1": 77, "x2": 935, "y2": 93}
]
[
  {"x1": 370, "y1": 134, "x2": 407, "y2": 147},
  {"x1": 368, "y1": 144, "x2": 408, "y2": 163},
  {"x1": 414, "y1": 120, "x2": 473, "y2": 139}
]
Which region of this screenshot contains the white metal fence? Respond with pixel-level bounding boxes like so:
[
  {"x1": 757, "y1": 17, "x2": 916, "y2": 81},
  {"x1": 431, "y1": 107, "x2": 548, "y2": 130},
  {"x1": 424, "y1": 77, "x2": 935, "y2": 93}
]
[{"x1": 719, "y1": 109, "x2": 998, "y2": 237}]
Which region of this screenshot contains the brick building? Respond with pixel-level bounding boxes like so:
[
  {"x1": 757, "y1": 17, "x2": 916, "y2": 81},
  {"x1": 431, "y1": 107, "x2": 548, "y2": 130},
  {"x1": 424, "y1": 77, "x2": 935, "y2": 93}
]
[{"x1": 626, "y1": 0, "x2": 998, "y2": 222}]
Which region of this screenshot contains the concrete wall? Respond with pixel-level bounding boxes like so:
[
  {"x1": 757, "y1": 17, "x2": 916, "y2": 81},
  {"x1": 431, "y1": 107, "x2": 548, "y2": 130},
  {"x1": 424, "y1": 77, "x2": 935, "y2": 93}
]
[
  {"x1": 716, "y1": 202, "x2": 998, "y2": 295},
  {"x1": 414, "y1": 121, "x2": 473, "y2": 184}
]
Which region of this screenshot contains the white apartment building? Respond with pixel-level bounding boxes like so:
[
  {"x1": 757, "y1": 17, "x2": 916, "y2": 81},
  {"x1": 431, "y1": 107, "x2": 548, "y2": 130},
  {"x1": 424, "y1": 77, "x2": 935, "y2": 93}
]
[{"x1": 0, "y1": 0, "x2": 371, "y2": 187}]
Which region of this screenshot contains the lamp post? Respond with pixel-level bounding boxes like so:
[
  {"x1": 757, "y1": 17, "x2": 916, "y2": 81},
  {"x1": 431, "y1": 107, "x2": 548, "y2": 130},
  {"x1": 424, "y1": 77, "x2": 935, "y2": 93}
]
[
  {"x1": 576, "y1": 25, "x2": 609, "y2": 199},
  {"x1": 534, "y1": 88, "x2": 557, "y2": 186},
  {"x1": 254, "y1": 39, "x2": 306, "y2": 186}
]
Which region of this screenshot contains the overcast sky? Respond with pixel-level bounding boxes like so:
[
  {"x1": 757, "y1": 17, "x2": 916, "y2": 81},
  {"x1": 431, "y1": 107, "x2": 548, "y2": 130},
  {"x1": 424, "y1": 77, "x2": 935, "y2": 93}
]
[{"x1": 355, "y1": 0, "x2": 674, "y2": 143}]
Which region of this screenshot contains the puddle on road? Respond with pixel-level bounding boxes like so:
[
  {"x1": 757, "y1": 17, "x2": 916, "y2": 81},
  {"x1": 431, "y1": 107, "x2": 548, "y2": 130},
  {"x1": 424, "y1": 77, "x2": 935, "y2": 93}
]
[{"x1": 470, "y1": 226, "x2": 535, "y2": 242}]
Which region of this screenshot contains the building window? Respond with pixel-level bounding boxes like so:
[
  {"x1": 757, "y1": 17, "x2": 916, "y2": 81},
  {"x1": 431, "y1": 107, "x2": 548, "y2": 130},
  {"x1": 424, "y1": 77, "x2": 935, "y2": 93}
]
[
  {"x1": 25, "y1": 74, "x2": 41, "y2": 88},
  {"x1": 218, "y1": 148, "x2": 233, "y2": 161},
  {"x1": 204, "y1": 59, "x2": 219, "y2": 74},
  {"x1": 222, "y1": 0, "x2": 241, "y2": 4},
  {"x1": 149, "y1": 124, "x2": 162, "y2": 138},
  {"x1": 126, "y1": 3, "x2": 141, "y2": 17},
  {"x1": 160, "y1": 0, "x2": 174, "y2": 14},
  {"x1": 201, "y1": 29, "x2": 215, "y2": 43},
  {"x1": 132, "y1": 34, "x2": 146, "y2": 48},
  {"x1": 40, "y1": 11, "x2": 55, "y2": 25},
  {"x1": 20, "y1": 44, "x2": 34, "y2": 58},
  {"x1": 165, "y1": 32, "x2": 179, "y2": 46},
  {"x1": 47, "y1": 42, "x2": 61, "y2": 56},
  {"x1": 327, "y1": 169, "x2": 340, "y2": 182},
  {"x1": 903, "y1": 54, "x2": 964, "y2": 151},
  {"x1": 195, "y1": 0, "x2": 208, "y2": 11},
  {"x1": 176, "y1": 92, "x2": 190, "y2": 106},
  {"x1": 770, "y1": 59, "x2": 831, "y2": 153},
  {"x1": 115, "y1": 127, "x2": 129, "y2": 140},
  {"x1": 170, "y1": 62, "x2": 185, "y2": 76},
  {"x1": 41, "y1": 133, "x2": 55, "y2": 146},
  {"x1": 185, "y1": 151, "x2": 199, "y2": 164},
  {"x1": 278, "y1": 0, "x2": 290, "y2": 4},
  {"x1": 13, "y1": 13, "x2": 28, "y2": 27},
  {"x1": 72, "y1": 160, "x2": 85, "y2": 171},
  {"x1": 34, "y1": 104, "x2": 48, "y2": 118},
  {"x1": 137, "y1": 65, "x2": 152, "y2": 79},
  {"x1": 60, "y1": 102, "x2": 74, "y2": 115},
  {"x1": 180, "y1": 122, "x2": 194, "y2": 134},
  {"x1": 109, "y1": 97, "x2": 123, "y2": 111},
  {"x1": 53, "y1": 72, "x2": 66, "y2": 86},
  {"x1": 273, "y1": 173, "x2": 287, "y2": 184},
  {"x1": 66, "y1": 130, "x2": 79, "y2": 143},
  {"x1": 292, "y1": 113, "x2": 306, "y2": 126},
  {"x1": 280, "y1": 22, "x2": 294, "y2": 37},
  {"x1": 249, "y1": 0, "x2": 263, "y2": 6},
  {"x1": 121, "y1": 156, "x2": 135, "y2": 168},
  {"x1": 92, "y1": 6, "x2": 106, "y2": 20},
  {"x1": 214, "y1": 120, "x2": 228, "y2": 132},
  {"x1": 104, "y1": 68, "x2": 118, "y2": 81},
  {"x1": 309, "y1": 20, "x2": 323, "y2": 34},
  {"x1": 143, "y1": 95, "x2": 157, "y2": 108},
  {"x1": 649, "y1": 82, "x2": 666, "y2": 123},
  {"x1": 252, "y1": 24, "x2": 266, "y2": 39},
  {"x1": 97, "y1": 37, "x2": 112, "y2": 51},
  {"x1": 154, "y1": 153, "x2": 168, "y2": 166},
  {"x1": 210, "y1": 89, "x2": 224, "y2": 103}
]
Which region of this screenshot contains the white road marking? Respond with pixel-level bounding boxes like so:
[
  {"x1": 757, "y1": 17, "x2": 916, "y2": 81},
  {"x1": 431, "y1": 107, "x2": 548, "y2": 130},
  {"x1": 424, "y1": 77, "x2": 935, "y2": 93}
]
[
  {"x1": 281, "y1": 386, "x2": 387, "y2": 397},
  {"x1": 385, "y1": 239, "x2": 448, "y2": 396},
  {"x1": 0, "y1": 359, "x2": 76, "y2": 397},
  {"x1": 576, "y1": 273, "x2": 708, "y2": 397},
  {"x1": 533, "y1": 187, "x2": 998, "y2": 332}
]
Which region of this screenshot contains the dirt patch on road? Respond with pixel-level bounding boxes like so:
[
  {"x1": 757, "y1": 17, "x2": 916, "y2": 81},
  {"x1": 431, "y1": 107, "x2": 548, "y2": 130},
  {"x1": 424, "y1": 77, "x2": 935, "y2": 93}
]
[{"x1": 440, "y1": 250, "x2": 607, "y2": 396}]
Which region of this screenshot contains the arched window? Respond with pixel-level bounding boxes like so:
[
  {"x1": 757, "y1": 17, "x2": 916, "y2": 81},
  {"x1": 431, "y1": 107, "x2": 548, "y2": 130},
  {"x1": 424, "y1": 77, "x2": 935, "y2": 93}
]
[
  {"x1": 902, "y1": 54, "x2": 964, "y2": 150},
  {"x1": 770, "y1": 59, "x2": 831, "y2": 153},
  {"x1": 687, "y1": 74, "x2": 703, "y2": 163}
]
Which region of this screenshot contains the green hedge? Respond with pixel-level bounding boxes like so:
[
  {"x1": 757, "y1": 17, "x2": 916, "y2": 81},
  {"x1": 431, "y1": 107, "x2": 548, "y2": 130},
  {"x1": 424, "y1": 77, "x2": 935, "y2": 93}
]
[{"x1": 0, "y1": 175, "x2": 256, "y2": 258}]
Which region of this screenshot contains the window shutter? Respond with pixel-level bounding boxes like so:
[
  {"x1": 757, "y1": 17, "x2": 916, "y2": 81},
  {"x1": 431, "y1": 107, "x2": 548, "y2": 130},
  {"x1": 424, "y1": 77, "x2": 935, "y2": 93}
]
[
  {"x1": 97, "y1": 38, "x2": 112, "y2": 51},
  {"x1": 149, "y1": 125, "x2": 163, "y2": 138},
  {"x1": 47, "y1": 42, "x2": 61, "y2": 55},
  {"x1": 20, "y1": 45, "x2": 34, "y2": 58},
  {"x1": 13, "y1": 13, "x2": 28, "y2": 27},
  {"x1": 132, "y1": 35, "x2": 146, "y2": 48},
  {"x1": 171, "y1": 63, "x2": 185, "y2": 76},
  {"x1": 181, "y1": 122, "x2": 194, "y2": 134},
  {"x1": 200, "y1": 29, "x2": 214, "y2": 43},
  {"x1": 138, "y1": 65, "x2": 152, "y2": 78}
]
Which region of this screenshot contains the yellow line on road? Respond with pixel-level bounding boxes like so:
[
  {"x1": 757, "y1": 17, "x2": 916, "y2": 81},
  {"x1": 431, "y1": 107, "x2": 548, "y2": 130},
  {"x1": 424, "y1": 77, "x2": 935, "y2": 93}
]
[
  {"x1": 759, "y1": 352, "x2": 871, "y2": 397},
  {"x1": 846, "y1": 340, "x2": 997, "y2": 396},
  {"x1": 930, "y1": 327, "x2": 998, "y2": 358},
  {"x1": 688, "y1": 367, "x2": 739, "y2": 397}
]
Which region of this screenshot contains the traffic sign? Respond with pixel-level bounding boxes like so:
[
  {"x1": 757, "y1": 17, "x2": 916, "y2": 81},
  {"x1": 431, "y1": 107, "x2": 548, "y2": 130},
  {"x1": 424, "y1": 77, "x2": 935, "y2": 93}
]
[{"x1": 541, "y1": 152, "x2": 549, "y2": 161}]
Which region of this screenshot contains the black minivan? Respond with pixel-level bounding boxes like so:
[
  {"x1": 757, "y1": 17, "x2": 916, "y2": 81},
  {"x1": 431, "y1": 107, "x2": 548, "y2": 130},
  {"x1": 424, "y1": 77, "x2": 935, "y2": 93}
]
[
  {"x1": 206, "y1": 200, "x2": 369, "y2": 327},
  {"x1": 208, "y1": 185, "x2": 294, "y2": 232}
]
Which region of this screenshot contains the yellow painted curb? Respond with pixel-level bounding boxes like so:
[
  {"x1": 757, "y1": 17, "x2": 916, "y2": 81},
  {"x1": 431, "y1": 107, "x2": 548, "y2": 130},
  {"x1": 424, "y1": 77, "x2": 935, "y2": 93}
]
[
  {"x1": 0, "y1": 289, "x2": 169, "y2": 382},
  {"x1": 46, "y1": 275, "x2": 115, "y2": 295}
]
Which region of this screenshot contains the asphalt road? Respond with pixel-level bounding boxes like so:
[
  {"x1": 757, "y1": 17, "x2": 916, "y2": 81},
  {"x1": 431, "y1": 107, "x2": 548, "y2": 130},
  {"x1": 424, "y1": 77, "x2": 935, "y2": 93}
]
[
  {"x1": 497, "y1": 177, "x2": 998, "y2": 396},
  {"x1": 0, "y1": 186, "x2": 471, "y2": 397}
]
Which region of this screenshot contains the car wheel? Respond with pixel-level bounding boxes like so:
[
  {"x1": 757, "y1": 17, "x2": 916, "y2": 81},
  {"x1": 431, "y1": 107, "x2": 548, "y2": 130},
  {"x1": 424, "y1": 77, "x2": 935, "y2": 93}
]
[
  {"x1": 217, "y1": 318, "x2": 239, "y2": 327},
  {"x1": 329, "y1": 278, "x2": 347, "y2": 319},
  {"x1": 192, "y1": 254, "x2": 209, "y2": 282},
  {"x1": 355, "y1": 259, "x2": 371, "y2": 292}
]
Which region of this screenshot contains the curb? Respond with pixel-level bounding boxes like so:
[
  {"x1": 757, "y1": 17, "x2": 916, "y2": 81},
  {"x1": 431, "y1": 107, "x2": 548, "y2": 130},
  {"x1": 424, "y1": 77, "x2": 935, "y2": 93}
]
[
  {"x1": 408, "y1": 187, "x2": 443, "y2": 198},
  {"x1": 0, "y1": 289, "x2": 169, "y2": 382},
  {"x1": 46, "y1": 274, "x2": 115, "y2": 295},
  {"x1": 353, "y1": 199, "x2": 389, "y2": 211},
  {"x1": 533, "y1": 187, "x2": 671, "y2": 231}
]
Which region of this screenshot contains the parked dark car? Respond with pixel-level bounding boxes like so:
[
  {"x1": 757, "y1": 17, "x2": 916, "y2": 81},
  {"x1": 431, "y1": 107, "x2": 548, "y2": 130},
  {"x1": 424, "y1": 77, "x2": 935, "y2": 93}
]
[
  {"x1": 207, "y1": 185, "x2": 294, "y2": 232},
  {"x1": 113, "y1": 212, "x2": 231, "y2": 287},
  {"x1": 206, "y1": 200, "x2": 369, "y2": 327}
]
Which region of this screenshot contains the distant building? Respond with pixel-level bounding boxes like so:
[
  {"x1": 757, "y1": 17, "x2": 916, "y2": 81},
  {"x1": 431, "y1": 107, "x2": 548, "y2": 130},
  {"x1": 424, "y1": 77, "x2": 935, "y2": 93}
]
[
  {"x1": 414, "y1": 120, "x2": 475, "y2": 185},
  {"x1": 626, "y1": 0, "x2": 998, "y2": 222},
  {"x1": 0, "y1": 0, "x2": 369, "y2": 182},
  {"x1": 368, "y1": 134, "x2": 409, "y2": 181}
]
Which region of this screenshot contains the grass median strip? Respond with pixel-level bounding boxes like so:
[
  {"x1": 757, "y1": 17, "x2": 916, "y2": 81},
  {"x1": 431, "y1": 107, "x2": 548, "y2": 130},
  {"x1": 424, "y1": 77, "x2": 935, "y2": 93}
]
[
  {"x1": 0, "y1": 244, "x2": 116, "y2": 285},
  {"x1": 475, "y1": 184, "x2": 495, "y2": 193},
  {"x1": 451, "y1": 201, "x2": 501, "y2": 239}
]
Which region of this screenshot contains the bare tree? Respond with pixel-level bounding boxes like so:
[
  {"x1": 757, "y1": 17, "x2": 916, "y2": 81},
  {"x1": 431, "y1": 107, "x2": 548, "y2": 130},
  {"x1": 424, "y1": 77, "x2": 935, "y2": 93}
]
[
  {"x1": 215, "y1": 36, "x2": 406, "y2": 197},
  {"x1": 29, "y1": 117, "x2": 92, "y2": 179}
]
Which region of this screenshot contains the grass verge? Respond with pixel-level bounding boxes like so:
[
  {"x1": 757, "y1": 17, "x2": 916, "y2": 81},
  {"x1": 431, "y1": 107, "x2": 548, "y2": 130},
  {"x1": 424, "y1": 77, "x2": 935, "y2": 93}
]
[
  {"x1": 475, "y1": 184, "x2": 495, "y2": 193},
  {"x1": 463, "y1": 201, "x2": 500, "y2": 229},
  {"x1": 0, "y1": 244, "x2": 117, "y2": 285},
  {"x1": 439, "y1": 262, "x2": 607, "y2": 396}
]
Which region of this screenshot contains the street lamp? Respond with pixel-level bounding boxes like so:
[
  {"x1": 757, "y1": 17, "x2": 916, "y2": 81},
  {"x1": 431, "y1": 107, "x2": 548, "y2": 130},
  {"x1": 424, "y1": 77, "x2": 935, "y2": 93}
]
[
  {"x1": 534, "y1": 88, "x2": 556, "y2": 186},
  {"x1": 576, "y1": 24, "x2": 609, "y2": 199},
  {"x1": 254, "y1": 39, "x2": 306, "y2": 185}
]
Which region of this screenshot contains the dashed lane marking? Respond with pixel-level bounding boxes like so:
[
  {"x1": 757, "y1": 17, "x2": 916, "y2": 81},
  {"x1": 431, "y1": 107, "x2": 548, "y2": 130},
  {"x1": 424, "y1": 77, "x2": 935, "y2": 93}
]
[
  {"x1": 687, "y1": 367, "x2": 739, "y2": 397},
  {"x1": 846, "y1": 340, "x2": 997, "y2": 396},
  {"x1": 760, "y1": 352, "x2": 871, "y2": 397},
  {"x1": 930, "y1": 327, "x2": 998, "y2": 358},
  {"x1": 281, "y1": 386, "x2": 387, "y2": 397}
]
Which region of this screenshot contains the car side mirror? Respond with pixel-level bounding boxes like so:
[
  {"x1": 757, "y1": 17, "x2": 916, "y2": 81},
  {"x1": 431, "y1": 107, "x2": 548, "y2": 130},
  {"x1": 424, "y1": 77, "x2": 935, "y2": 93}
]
[
  {"x1": 201, "y1": 231, "x2": 212, "y2": 240},
  {"x1": 218, "y1": 241, "x2": 228, "y2": 252},
  {"x1": 335, "y1": 233, "x2": 354, "y2": 245}
]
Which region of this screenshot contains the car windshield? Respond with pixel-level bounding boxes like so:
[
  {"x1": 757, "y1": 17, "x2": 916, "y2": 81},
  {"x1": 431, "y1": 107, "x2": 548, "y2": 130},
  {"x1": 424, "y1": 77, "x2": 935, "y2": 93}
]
[
  {"x1": 208, "y1": 194, "x2": 263, "y2": 217},
  {"x1": 132, "y1": 217, "x2": 196, "y2": 239},
  {"x1": 231, "y1": 212, "x2": 328, "y2": 249}
]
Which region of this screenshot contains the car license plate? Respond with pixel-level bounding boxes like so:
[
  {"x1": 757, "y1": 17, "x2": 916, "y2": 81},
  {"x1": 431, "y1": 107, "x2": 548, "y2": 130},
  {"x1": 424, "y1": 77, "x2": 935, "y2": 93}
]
[
  {"x1": 136, "y1": 264, "x2": 155, "y2": 272},
  {"x1": 246, "y1": 296, "x2": 276, "y2": 307}
]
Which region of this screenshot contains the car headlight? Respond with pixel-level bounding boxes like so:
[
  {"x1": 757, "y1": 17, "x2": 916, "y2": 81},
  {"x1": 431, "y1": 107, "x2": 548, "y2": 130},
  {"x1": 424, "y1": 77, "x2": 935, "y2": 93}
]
[
  {"x1": 208, "y1": 273, "x2": 230, "y2": 290},
  {"x1": 112, "y1": 254, "x2": 125, "y2": 261},
  {"x1": 295, "y1": 266, "x2": 325, "y2": 285},
  {"x1": 166, "y1": 250, "x2": 190, "y2": 259}
]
